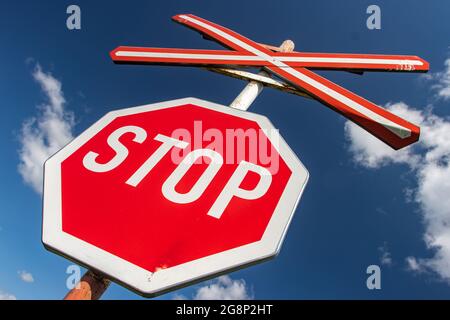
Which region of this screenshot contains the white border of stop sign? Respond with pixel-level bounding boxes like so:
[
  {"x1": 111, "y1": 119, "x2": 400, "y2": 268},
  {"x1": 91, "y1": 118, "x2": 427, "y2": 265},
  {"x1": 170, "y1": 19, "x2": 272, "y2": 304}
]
[{"x1": 42, "y1": 97, "x2": 309, "y2": 297}]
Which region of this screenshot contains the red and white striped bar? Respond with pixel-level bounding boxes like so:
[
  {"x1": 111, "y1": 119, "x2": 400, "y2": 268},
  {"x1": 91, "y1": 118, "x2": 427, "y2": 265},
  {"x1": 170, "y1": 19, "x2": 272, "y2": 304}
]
[
  {"x1": 111, "y1": 46, "x2": 428, "y2": 72},
  {"x1": 274, "y1": 52, "x2": 429, "y2": 72},
  {"x1": 110, "y1": 47, "x2": 266, "y2": 67}
]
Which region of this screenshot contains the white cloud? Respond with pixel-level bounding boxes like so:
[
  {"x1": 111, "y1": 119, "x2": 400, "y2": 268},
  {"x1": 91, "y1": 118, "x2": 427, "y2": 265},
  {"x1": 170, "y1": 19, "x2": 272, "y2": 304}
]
[
  {"x1": 406, "y1": 256, "x2": 425, "y2": 273},
  {"x1": 18, "y1": 270, "x2": 34, "y2": 283},
  {"x1": 194, "y1": 276, "x2": 252, "y2": 300},
  {"x1": 345, "y1": 67, "x2": 450, "y2": 283},
  {"x1": 18, "y1": 64, "x2": 75, "y2": 194},
  {"x1": 344, "y1": 102, "x2": 422, "y2": 169},
  {"x1": 425, "y1": 58, "x2": 450, "y2": 100},
  {"x1": 0, "y1": 290, "x2": 16, "y2": 300},
  {"x1": 172, "y1": 275, "x2": 252, "y2": 300},
  {"x1": 172, "y1": 293, "x2": 187, "y2": 300},
  {"x1": 379, "y1": 243, "x2": 393, "y2": 266}
]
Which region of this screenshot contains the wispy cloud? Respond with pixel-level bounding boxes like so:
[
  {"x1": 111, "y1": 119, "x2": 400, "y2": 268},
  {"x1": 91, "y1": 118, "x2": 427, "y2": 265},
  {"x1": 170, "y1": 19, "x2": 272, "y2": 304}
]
[
  {"x1": 423, "y1": 57, "x2": 450, "y2": 100},
  {"x1": 344, "y1": 102, "x2": 423, "y2": 169},
  {"x1": 172, "y1": 293, "x2": 187, "y2": 300},
  {"x1": 12, "y1": 64, "x2": 72, "y2": 297},
  {"x1": 18, "y1": 64, "x2": 75, "y2": 194},
  {"x1": 345, "y1": 57, "x2": 450, "y2": 284},
  {"x1": 379, "y1": 243, "x2": 393, "y2": 266},
  {"x1": 172, "y1": 275, "x2": 253, "y2": 300},
  {"x1": 194, "y1": 276, "x2": 252, "y2": 300},
  {"x1": 405, "y1": 256, "x2": 425, "y2": 273},
  {"x1": 18, "y1": 270, "x2": 34, "y2": 283},
  {"x1": 0, "y1": 290, "x2": 16, "y2": 300}
]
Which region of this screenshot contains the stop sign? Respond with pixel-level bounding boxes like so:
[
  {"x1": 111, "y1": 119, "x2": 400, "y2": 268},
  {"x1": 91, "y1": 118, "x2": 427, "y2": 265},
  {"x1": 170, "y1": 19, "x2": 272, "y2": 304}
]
[{"x1": 43, "y1": 97, "x2": 308, "y2": 297}]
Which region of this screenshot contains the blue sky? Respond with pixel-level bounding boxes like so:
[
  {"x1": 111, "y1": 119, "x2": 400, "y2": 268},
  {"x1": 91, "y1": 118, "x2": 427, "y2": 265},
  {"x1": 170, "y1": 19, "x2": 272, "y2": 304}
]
[{"x1": 1, "y1": 0, "x2": 450, "y2": 299}]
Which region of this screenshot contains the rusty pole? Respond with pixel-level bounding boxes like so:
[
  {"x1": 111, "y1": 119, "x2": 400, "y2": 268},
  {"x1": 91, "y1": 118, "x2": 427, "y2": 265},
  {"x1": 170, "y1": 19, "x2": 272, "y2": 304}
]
[{"x1": 63, "y1": 270, "x2": 111, "y2": 300}]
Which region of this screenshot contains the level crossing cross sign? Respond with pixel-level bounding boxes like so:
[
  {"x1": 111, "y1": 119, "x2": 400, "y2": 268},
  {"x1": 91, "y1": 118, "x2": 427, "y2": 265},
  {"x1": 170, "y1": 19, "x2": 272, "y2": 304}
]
[{"x1": 111, "y1": 14, "x2": 429, "y2": 149}]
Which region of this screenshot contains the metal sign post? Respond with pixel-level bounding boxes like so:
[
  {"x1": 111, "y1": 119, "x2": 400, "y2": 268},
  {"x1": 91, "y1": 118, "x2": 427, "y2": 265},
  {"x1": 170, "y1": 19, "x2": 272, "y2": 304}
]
[{"x1": 229, "y1": 40, "x2": 295, "y2": 111}]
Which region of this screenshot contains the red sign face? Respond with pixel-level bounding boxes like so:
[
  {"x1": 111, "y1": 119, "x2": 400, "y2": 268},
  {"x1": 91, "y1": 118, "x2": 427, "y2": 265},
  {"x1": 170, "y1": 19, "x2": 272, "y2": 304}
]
[{"x1": 43, "y1": 98, "x2": 308, "y2": 296}]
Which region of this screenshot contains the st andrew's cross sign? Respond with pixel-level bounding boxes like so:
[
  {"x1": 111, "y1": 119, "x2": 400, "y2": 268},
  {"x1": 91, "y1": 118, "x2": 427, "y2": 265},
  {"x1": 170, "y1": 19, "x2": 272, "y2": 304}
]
[{"x1": 111, "y1": 14, "x2": 429, "y2": 150}]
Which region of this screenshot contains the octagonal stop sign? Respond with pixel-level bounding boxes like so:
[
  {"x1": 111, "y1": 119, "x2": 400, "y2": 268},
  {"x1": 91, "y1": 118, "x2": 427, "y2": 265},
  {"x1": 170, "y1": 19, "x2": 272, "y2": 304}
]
[{"x1": 43, "y1": 97, "x2": 308, "y2": 296}]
